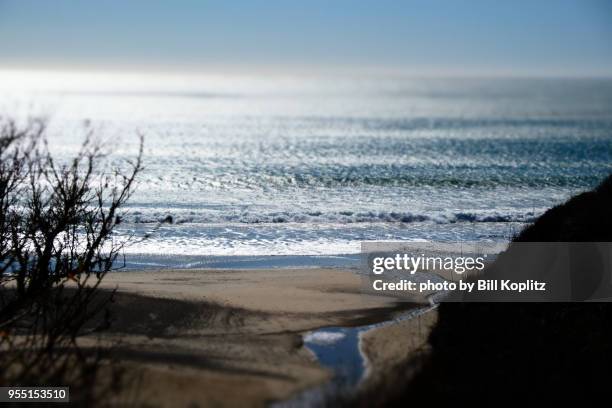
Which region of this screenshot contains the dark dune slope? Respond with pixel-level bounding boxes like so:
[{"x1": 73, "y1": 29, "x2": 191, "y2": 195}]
[
  {"x1": 516, "y1": 174, "x2": 612, "y2": 242},
  {"x1": 364, "y1": 175, "x2": 612, "y2": 406}
]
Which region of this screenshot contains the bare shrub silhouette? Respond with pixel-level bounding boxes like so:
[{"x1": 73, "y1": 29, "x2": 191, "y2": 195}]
[{"x1": 0, "y1": 118, "x2": 143, "y2": 403}]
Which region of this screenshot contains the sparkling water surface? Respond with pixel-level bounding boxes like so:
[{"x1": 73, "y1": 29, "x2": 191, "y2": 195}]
[{"x1": 2, "y1": 73, "x2": 611, "y2": 260}]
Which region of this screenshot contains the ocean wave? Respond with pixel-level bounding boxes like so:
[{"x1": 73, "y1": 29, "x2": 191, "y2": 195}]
[
  {"x1": 138, "y1": 164, "x2": 612, "y2": 190},
  {"x1": 125, "y1": 209, "x2": 537, "y2": 225}
]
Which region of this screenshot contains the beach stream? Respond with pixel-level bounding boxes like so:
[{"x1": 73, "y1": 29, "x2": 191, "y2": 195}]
[{"x1": 273, "y1": 305, "x2": 436, "y2": 407}]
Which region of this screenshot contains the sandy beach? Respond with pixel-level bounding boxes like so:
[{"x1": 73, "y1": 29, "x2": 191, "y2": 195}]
[
  {"x1": 81, "y1": 175, "x2": 612, "y2": 407},
  {"x1": 81, "y1": 268, "x2": 434, "y2": 407}
]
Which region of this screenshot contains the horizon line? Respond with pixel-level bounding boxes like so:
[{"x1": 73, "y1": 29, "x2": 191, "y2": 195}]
[{"x1": 1, "y1": 63, "x2": 611, "y2": 80}]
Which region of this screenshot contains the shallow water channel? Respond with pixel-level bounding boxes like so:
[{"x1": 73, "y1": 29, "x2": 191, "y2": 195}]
[{"x1": 273, "y1": 305, "x2": 436, "y2": 407}]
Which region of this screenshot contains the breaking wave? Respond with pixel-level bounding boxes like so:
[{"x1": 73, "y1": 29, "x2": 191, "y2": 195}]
[{"x1": 124, "y1": 209, "x2": 539, "y2": 225}]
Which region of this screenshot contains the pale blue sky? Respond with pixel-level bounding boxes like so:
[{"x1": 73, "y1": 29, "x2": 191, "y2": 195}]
[{"x1": 0, "y1": 0, "x2": 611, "y2": 76}]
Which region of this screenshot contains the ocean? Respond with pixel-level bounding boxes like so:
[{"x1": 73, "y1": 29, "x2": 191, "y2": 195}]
[{"x1": 2, "y1": 72, "x2": 611, "y2": 268}]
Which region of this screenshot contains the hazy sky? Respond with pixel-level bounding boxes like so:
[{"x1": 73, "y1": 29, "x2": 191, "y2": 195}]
[{"x1": 0, "y1": 0, "x2": 611, "y2": 76}]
